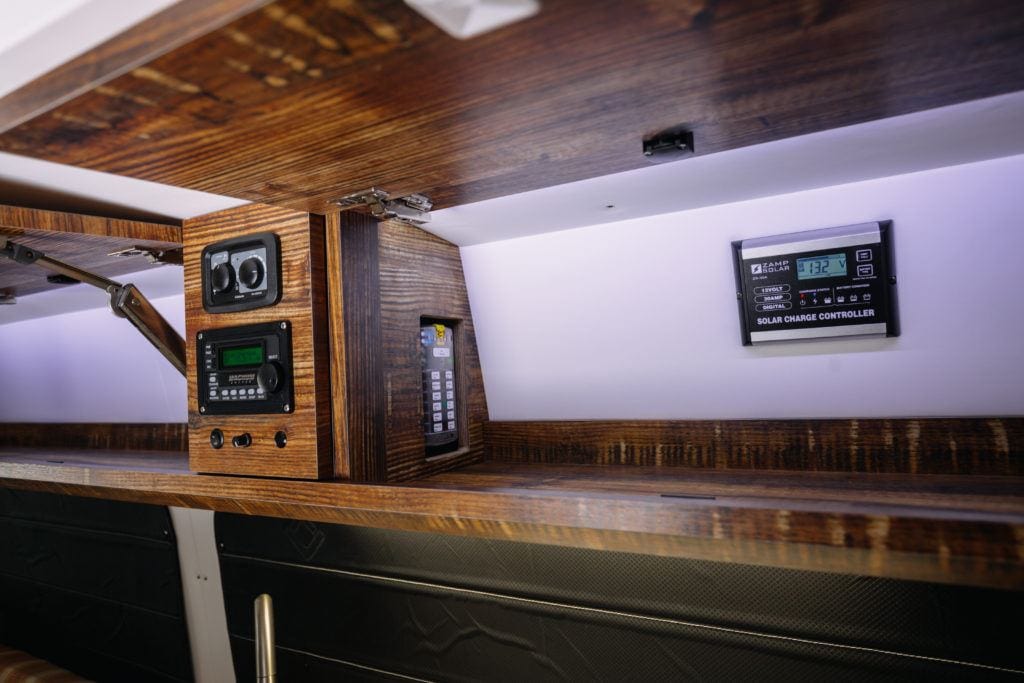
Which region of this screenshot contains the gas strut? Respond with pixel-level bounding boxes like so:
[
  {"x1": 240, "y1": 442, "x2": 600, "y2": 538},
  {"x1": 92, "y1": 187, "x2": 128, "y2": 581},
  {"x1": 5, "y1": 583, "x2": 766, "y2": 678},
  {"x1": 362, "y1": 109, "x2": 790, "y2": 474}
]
[{"x1": 0, "y1": 236, "x2": 186, "y2": 376}]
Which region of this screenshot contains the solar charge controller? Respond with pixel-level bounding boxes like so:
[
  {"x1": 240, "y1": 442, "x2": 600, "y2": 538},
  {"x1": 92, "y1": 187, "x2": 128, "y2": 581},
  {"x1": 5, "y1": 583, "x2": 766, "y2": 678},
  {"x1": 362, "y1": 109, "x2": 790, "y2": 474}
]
[{"x1": 732, "y1": 221, "x2": 899, "y2": 344}]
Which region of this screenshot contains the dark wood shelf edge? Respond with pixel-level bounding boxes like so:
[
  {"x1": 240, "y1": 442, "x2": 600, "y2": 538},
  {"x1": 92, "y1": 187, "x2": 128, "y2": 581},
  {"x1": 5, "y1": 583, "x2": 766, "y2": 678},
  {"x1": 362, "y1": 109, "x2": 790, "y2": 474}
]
[
  {"x1": 0, "y1": 450, "x2": 1020, "y2": 591},
  {"x1": 0, "y1": 204, "x2": 181, "y2": 241},
  {"x1": 485, "y1": 418, "x2": 1024, "y2": 476}
]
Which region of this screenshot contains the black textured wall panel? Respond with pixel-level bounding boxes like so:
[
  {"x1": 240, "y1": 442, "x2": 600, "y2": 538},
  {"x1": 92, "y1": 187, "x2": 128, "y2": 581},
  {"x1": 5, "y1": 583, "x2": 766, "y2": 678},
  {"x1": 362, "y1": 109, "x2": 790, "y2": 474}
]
[
  {"x1": 216, "y1": 514, "x2": 1022, "y2": 682},
  {"x1": 0, "y1": 488, "x2": 193, "y2": 682}
]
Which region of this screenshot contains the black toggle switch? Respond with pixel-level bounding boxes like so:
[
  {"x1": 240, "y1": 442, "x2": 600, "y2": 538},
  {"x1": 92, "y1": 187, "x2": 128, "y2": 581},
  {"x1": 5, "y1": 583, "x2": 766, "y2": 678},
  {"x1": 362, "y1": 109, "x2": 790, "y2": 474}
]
[
  {"x1": 232, "y1": 433, "x2": 252, "y2": 448},
  {"x1": 210, "y1": 429, "x2": 224, "y2": 449},
  {"x1": 274, "y1": 431, "x2": 288, "y2": 448}
]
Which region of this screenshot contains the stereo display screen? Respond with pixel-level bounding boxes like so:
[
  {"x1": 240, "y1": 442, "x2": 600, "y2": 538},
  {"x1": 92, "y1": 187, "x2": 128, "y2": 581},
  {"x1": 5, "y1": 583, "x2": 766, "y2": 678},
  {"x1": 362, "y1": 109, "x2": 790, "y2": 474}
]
[{"x1": 220, "y1": 344, "x2": 263, "y2": 368}]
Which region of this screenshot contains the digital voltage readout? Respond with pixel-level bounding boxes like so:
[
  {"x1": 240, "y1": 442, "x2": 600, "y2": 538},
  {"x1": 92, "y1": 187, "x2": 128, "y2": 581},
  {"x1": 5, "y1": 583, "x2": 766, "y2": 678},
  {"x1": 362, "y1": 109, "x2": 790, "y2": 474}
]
[{"x1": 796, "y1": 253, "x2": 846, "y2": 280}]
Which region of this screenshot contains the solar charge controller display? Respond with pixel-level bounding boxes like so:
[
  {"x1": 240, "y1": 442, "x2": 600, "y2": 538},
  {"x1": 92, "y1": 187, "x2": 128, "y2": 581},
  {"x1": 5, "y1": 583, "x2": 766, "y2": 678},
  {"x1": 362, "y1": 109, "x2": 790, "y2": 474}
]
[{"x1": 732, "y1": 221, "x2": 899, "y2": 344}]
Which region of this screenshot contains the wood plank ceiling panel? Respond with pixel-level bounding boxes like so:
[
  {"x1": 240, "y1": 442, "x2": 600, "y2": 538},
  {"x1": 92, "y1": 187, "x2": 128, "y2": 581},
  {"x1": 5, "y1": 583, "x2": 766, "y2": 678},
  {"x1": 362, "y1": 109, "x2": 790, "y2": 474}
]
[{"x1": 0, "y1": 0, "x2": 1022, "y2": 213}]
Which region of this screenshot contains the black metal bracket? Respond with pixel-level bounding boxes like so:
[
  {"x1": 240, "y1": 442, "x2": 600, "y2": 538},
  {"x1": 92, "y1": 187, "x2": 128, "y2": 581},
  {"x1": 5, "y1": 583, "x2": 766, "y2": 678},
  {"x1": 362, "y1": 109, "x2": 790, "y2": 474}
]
[
  {"x1": 108, "y1": 245, "x2": 184, "y2": 266},
  {"x1": 0, "y1": 238, "x2": 42, "y2": 264},
  {"x1": 0, "y1": 236, "x2": 186, "y2": 375},
  {"x1": 642, "y1": 127, "x2": 695, "y2": 163}
]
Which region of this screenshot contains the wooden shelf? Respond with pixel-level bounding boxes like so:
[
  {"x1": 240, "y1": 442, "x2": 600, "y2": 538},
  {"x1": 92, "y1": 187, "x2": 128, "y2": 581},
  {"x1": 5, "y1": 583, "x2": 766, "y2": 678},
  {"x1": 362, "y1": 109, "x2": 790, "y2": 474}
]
[
  {"x1": 0, "y1": 446, "x2": 1020, "y2": 590},
  {"x1": 0, "y1": 1, "x2": 1020, "y2": 212},
  {"x1": 0, "y1": 204, "x2": 181, "y2": 299}
]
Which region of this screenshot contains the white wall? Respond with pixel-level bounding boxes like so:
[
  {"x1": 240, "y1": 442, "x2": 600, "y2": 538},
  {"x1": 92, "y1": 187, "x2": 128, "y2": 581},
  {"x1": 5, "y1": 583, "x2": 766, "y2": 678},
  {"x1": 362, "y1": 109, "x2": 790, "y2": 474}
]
[
  {"x1": 0, "y1": 0, "x2": 180, "y2": 98},
  {"x1": 3, "y1": 155, "x2": 1022, "y2": 424},
  {"x1": 461, "y1": 154, "x2": 1024, "y2": 420},
  {"x1": 0, "y1": 293, "x2": 186, "y2": 422}
]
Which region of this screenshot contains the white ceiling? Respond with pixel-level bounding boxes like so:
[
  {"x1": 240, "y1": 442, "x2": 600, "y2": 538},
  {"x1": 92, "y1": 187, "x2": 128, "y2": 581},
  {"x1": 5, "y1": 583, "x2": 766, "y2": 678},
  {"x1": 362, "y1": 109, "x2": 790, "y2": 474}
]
[
  {"x1": 0, "y1": 151, "x2": 246, "y2": 220},
  {"x1": 0, "y1": 0, "x2": 90, "y2": 62},
  {"x1": 0, "y1": 0, "x2": 179, "y2": 98}
]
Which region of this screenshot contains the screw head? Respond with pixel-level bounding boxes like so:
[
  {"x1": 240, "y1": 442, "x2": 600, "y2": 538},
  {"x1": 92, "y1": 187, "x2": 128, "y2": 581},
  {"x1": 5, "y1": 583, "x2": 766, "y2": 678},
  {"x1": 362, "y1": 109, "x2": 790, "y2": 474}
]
[
  {"x1": 284, "y1": 404, "x2": 290, "y2": 412},
  {"x1": 280, "y1": 322, "x2": 287, "y2": 329},
  {"x1": 198, "y1": 333, "x2": 203, "y2": 340},
  {"x1": 200, "y1": 406, "x2": 206, "y2": 413}
]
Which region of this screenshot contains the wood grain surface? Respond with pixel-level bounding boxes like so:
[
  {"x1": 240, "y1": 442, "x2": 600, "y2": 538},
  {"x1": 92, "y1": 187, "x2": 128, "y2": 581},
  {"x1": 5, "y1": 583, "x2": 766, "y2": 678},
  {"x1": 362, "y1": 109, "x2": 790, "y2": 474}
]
[
  {"x1": 0, "y1": 204, "x2": 180, "y2": 240},
  {"x1": 485, "y1": 419, "x2": 1024, "y2": 476},
  {"x1": 377, "y1": 217, "x2": 488, "y2": 479},
  {"x1": 334, "y1": 212, "x2": 488, "y2": 481},
  {"x1": 333, "y1": 209, "x2": 384, "y2": 481},
  {"x1": 183, "y1": 203, "x2": 332, "y2": 478},
  {"x1": 324, "y1": 210, "x2": 353, "y2": 478},
  {"x1": 0, "y1": 0, "x2": 272, "y2": 133},
  {"x1": 0, "y1": 423, "x2": 186, "y2": 451},
  {"x1": 0, "y1": 1, "x2": 1020, "y2": 213},
  {"x1": 0, "y1": 449, "x2": 1020, "y2": 590},
  {"x1": 1, "y1": 205, "x2": 182, "y2": 297}
]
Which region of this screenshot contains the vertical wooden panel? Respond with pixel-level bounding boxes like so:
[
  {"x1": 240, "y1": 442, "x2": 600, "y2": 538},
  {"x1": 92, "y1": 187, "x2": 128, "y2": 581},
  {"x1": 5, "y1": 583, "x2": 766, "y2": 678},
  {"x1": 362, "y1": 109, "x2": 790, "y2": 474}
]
[
  {"x1": 184, "y1": 203, "x2": 332, "y2": 479},
  {"x1": 324, "y1": 211, "x2": 350, "y2": 479},
  {"x1": 376, "y1": 218, "x2": 487, "y2": 481},
  {"x1": 334, "y1": 211, "x2": 385, "y2": 481},
  {"x1": 331, "y1": 212, "x2": 487, "y2": 481}
]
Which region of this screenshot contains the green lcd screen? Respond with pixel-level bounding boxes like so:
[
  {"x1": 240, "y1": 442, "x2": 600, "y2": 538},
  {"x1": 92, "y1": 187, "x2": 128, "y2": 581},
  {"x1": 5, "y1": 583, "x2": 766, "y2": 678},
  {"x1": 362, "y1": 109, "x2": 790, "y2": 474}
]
[
  {"x1": 797, "y1": 253, "x2": 847, "y2": 280},
  {"x1": 220, "y1": 344, "x2": 263, "y2": 368}
]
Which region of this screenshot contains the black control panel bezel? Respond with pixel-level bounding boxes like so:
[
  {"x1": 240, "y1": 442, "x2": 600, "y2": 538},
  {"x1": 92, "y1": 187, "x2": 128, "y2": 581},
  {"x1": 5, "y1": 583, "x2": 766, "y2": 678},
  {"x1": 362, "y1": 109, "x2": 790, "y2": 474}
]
[
  {"x1": 197, "y1": 321, "x2": 293, "y2": 415},
  {"x1": 421, "y1": 319, "x2": 460, "y2": 457},
  {"x1": 201, "y1": 232, "x2": 281, "y2": 313},
  {"x1": 732, "y1": 221, "x2": 899, "y2": 345}
]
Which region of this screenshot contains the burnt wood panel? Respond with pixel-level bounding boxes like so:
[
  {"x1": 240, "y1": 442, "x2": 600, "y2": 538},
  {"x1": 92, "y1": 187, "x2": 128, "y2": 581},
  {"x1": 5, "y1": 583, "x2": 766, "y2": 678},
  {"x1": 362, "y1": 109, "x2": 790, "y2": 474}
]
[
  {"x1": 333, "y1": 210, "x2": 383, "y2": 481},
  {"x1": 0, "y1": 204, "x2": 181, "y2": 298},
  {"x1": 0, "y1": 1, "x2": 1021, "y2": 213},
  {"x1": 333, "y1": 212, "x2": 487, "y2": 481},
  {"x1": 0, "y1": 0, "x2": 272, "y2": 134},
  {"x1": 183, "y1": 203, "x2": 332, "y2": 479},
  {"x1": 0, "y1": 204, "x2": 181, "y2": 240},
  {"x1": 377, "y1": 218, "x2": 488, "y2": 480},
  {"x1": 323, "y1": 210, "x2": 353, "y2": 478},
  {"x1": 0, "y1": 450, "x2": 1021, "y2": 589},
  {"x1": 0, "y1": 423, "x2": 186, "y2": 451},
  {"x1": 486, "y1": 418, "x2": 1024, "y2": 476}
]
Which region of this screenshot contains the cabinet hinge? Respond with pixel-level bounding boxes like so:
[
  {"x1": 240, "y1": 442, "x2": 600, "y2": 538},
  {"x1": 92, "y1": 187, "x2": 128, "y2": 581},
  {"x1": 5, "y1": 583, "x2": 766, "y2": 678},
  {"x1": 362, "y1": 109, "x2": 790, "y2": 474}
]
[{"x1": 334, "y1": 188, "x2": 433, "y2": 225}]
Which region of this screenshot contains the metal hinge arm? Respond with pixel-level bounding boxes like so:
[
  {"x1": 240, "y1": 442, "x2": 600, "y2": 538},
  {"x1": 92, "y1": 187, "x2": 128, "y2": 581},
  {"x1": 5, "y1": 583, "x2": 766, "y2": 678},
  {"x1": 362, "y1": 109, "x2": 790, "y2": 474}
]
[{"x1": 0, "y1": 237, "x2": 186, "y2": 376}]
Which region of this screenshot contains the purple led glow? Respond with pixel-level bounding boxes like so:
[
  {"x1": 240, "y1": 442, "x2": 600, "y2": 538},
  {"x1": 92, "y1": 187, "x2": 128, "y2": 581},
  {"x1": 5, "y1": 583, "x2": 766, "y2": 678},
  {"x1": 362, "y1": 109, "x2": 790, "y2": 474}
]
[
  {"x1": 0, "y1": 294, "x2": 186, "y2": 422},
  {"x1": 461, "y1": 154, "x2": 1024, "y2": 420}
]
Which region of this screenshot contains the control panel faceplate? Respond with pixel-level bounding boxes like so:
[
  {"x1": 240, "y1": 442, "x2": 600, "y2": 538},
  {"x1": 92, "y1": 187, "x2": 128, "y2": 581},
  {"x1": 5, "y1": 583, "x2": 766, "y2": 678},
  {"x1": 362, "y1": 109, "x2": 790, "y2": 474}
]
[
  {"x1": 733, "y1": 221, "x2": 899, "y2": 344},
  {"x1": 197, "y1": 321, "x2": 293, "y2": 415},
  {"x1": 421, "y1": 322, "x2": 459, "y2": 456},
  {"x1": 201, "y1": 232, "x2": 281, "y2": 313}
]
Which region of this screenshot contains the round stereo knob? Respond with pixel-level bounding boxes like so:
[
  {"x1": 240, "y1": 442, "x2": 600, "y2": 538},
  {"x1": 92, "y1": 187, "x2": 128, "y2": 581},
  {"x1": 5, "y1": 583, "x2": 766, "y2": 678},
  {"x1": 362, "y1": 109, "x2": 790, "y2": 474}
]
[
  {"x1": 257, "y1": 362, "x2": 283, "y2": 394},
  {"x1": 211, "y1": 262, "x2": 235, "y2": 293},
  {"x1": 238, "y1": 257, "x2": 264, "y2": 289}
]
